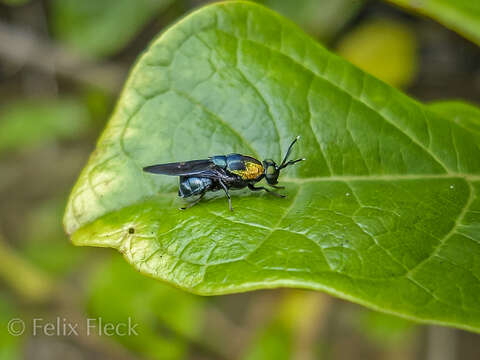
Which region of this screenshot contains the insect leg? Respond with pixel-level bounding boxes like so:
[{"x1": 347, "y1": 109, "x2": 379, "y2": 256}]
[
  {"x1": 248, "y1": 184, "x2": 285, "y2": 198},
  {"x1": 218, "y1": 180, "x2": 233, "y2": 211},
  {"x1": 180, "y1": 192, "x2": 205, "y2": 210},
  {"x1": 268, "y1": 184, "x2": 285, "y2": 190}
]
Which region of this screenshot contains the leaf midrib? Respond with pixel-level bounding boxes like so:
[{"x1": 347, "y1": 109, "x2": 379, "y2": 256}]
[
  {"x1": 282, "y1": 174, "x2": 480, "y2": 182},
  {"x1": 138, "y1": 174, "x2": 478, "y2": 201}
]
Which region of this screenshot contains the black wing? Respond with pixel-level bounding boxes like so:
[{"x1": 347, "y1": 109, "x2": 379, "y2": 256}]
[{"x1": 143, "y1": 159, "x2": 216, "y2": 176}]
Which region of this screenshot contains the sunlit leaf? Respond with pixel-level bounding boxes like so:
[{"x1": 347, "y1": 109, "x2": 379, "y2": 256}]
[{"x1": 64, "y1": 2, "x2": 480, "y2": 332}]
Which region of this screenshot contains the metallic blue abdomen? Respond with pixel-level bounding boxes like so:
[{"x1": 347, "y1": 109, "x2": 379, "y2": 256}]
[{"x1": 178, "y1": 176, "x2": 213, "y2": 198}]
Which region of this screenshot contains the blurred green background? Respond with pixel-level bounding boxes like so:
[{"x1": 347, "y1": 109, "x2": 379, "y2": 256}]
[{"x1": 0, "y1": 0, "x2": 479, "y2": 359}]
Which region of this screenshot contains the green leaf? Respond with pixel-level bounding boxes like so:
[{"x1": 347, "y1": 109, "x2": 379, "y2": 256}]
[
  {"x1": 0, "y1": 98, "x2": 89, "y2": 154},
  {"x1": 50, "y1": 0, "x2": 175, "y2": 57},
  {"x1": 22, "y1": 197, "x2": 86, "y2": 277},
  {"x1": 353, "y1": 308, "x2": 417, "y2": 347},
  {"x1": 258, "y1": 0, "x2": 364, "y2": 41},
  {"x1": 243, "y1": 315, "x2": 292, "y2": 360},
  {"x1": 0, "y1": 0, "x2": 29, "y2": 6},
  {"x1": 385, "y1": 0, "x2": 480, "y2": 45},
  {"x1": 243, "y1": 291, "x2": 326, "y2": 360},
  {"x1": 428, "y1": 101, "x2": 480, "y2": 135},
  {"x1": 64, "y1": 1, "x2": 480, "y2": 332},
  {"x1": 88, "y1": 254, "x2": 204, "y2": 360},
  {"x1": 0, "y1": 295, "x2": 22, "y2": 360}
]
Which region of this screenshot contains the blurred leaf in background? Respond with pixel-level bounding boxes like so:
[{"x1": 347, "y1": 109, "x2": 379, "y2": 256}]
[
  {"x1": 243, "y1": 314, "x2": 292, "y2": 360},
  {"x1": 21, "y1": 197, "x2": 86, "y2": 278},
  {"x1": 385, "y1": 0, "x2": 480, "y2": 46},
  {"x1": 0, "y1": 98, "x2": 90, "y2": 154},
  {"x1": 87, "y1": 254, "x2": 205, "y2": 360},
  {"x1": 81, "y1": 87, "x2": 113, "y2": 126},
  {"x1": 257, "y1": 0, "x2": 364, "y2": 42},
  {"x1": 354, "y1": 309, "x2": 417, "y2": 347},
  {"x1": 336, "y1": 19, "x2": 419, "y2": 88},
  {"x1": 0, "y1": 0, "x2": 29, "y2": 6},
  {"x1": 244, "y1": 291, "x2": 327, "y2": 360},
  {"x1": 0, "y1": 236, "x2": 55, "y2": 303},
  {"x1": 49, "y1": 0, "x2": 176, "y2": 58},
  {"x1": 0, "y1": 294, "x2": 21, "y2": 360}
]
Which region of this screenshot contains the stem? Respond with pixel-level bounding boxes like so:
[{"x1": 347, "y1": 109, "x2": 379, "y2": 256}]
[{"x1": 0, "y1": 233, "x2": 55, "y2": 303}]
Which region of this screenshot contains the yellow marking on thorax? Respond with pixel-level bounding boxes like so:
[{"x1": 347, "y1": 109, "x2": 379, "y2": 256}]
[{"x1": 231, "y1": 162, "x2": 264, "y2": 180}]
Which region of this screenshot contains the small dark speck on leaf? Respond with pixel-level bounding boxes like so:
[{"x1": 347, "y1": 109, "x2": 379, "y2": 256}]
[{"x1": 128, "y1": 227, "x2": 135, "y2": 234}]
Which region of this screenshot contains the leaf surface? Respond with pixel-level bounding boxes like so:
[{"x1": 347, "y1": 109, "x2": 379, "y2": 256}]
[{"x1": 64, "y1": 1, "x2": 480, "y2": 332}]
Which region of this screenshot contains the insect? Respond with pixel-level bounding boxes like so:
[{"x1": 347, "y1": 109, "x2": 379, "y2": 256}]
[{"x1": 143, "y1": 136, "x2": 305, "y2": 211}]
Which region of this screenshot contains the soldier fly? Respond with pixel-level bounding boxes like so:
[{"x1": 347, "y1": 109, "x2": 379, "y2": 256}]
[{"x1": 143, "y1": 136, "x2": 305, "y2": 211}]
